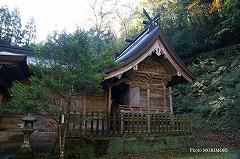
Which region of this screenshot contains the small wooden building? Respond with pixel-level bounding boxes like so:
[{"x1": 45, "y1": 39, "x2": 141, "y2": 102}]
[
  {"x1": 0, "y1": 45, "x2": 32, "y2": 104},
  {"x1": 104, "y1": 14, "x2": 195, "y2": 115}
]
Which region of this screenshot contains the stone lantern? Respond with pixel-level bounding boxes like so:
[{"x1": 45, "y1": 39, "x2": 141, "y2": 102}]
[{"x1": 20, "y1": 114, "x2": 37, "y2": 151}]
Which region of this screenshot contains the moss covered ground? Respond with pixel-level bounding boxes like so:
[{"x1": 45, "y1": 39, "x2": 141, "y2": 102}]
[{"x1": 98, "y1": 149, "x2": 239, "y2": 159}]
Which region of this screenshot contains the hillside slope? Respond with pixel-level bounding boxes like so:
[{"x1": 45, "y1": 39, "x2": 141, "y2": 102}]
[{"x1": 173, "y1": 45, "x2": 240, "y2": 134}]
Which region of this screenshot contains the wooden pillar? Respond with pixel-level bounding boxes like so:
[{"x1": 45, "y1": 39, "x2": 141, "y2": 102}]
[
  {"x1": 104, "y1": 90, "x2": 108, "y2": 114},
  {"x1": 147, "y1": 84, "x2": 150, "y2": 112},
  {"x1": 108, "y1": 85, "x2": 112, "y2": 114},
  {"x1": 169, "y1": 87, "x2": 173, "y2": 114},
  {"x1": 147, "y1": 84, "x2": 150, "y2": 132},
  {"x1": 163, "y1": 85, "x2": 167, "y2": 113}
]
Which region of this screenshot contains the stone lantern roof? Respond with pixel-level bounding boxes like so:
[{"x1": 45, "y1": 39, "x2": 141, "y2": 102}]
[{"x1": 21, "y1": 114, "x2": 37, "y2": 123}]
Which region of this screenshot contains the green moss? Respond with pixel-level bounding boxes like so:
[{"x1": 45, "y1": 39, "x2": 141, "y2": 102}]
[
  {"x1": 106, "y1": 138, "x2": 123, "y2": 155},
  {"x1": 65, "y1": 140, "x2": 95, "y2": 159},
  {"x1": 113, "y1": 136, "x2": 198, "y2": 155}
]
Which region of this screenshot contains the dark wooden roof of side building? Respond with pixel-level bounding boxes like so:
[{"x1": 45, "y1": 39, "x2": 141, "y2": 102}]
[
  {"x1": 0, "y1": 45, "x2": 32, "y2": 93},
  {"x1": 0, "y1": 45, "x2": 33, "y2": 55}
]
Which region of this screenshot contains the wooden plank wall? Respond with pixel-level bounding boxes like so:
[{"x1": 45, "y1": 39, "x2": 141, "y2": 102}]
[{"x1": 63, "y1": 94, "x2": 107, "y2": 114}]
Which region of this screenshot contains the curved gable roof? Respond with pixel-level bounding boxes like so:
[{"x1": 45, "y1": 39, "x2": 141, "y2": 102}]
[{"x1": 105, "y1": 25, "x2": 195, "y2": 83}]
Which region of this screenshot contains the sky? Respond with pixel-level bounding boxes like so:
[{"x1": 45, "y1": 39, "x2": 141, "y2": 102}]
[{"x1": 0, "y1": 0, "x2": 141, "y2": 42}]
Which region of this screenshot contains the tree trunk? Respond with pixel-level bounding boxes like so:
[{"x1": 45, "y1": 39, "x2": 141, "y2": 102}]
[{"x1": 59, "y1": 99, "x2": 71, "y2": 159}]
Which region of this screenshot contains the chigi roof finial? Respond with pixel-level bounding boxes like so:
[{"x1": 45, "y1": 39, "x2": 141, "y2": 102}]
[{"x1": 142, "y1": 8, "x2": 160, "y2": 31}]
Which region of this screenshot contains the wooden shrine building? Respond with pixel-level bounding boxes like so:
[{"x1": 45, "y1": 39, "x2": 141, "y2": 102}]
[
  {"x1": 104, "y1": 10, "x2": 195, "y2": 115},
  {"x1": 66, "y1": 11, "x2": 196, "y2": 137},
  {"x1": 66, "y1": 10, "x2": 195, "y2": 116}
]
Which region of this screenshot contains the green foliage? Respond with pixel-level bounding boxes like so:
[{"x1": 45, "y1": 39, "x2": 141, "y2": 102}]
[
  {"x1": 173, "y1": 47, "x2": 240, "y2": 133},
  {"x1": 1, "y1": 28, "x2": 117, "y2": 114},
  {"x1": 120, "y1": 0, "x2": 240, "y2": 57},
  {"x1": 35, "y1": 29, "x2": 116, "y2": 93},
  {"x1": 0, "y1": 5, "x2": 37, "y2": 46},
  {"x1": 1, "y1": 78, "x2": 59, "y2": 114}
]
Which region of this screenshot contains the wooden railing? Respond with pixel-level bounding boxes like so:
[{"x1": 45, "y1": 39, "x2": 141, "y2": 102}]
[
  {"x1": 118, "y1": 105, "x2": 171, "y2": 113},
  {"x1": 66, "y1": 112, "x2": 192, "y2": 138}
]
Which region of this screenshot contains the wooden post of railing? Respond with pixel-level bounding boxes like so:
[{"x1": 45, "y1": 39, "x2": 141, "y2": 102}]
[
  {"x1": 90, "y1": 112, "x2": 93, "y2": 136},
  {"x1": 167, "y1": 114, "x2": 170, "y2": 135},
  {"x1": 123, "y1": 113, "x2": 126, "y2": 135},
  {"x1": 79, "y1": 113, "x2": 82, "y2": 136},
  {"x1": 172, "y1": 115, "x2": 175, "y2": 135},
  {"x1": 84, "y1": 114, "x2": 88, "y2": 136},
  {"x1": 72, "y1": 114, "x2": 76, "y2": 136},
  {"x1": 165, "y1": 114, "x2": 167, "y2": 134},
  {"x1": 127, "y1": 113, "x2": 130, "y2": 135},
  {"x1": 113, "y1": 112, "x2": 116, "y2": 135},
  {"x1": 120, "y1": 112, "x2": 123, "y2": 135},
  {"x1": 136, "y1": 113, "x2": 139, "y2": 135},
  {"x1": 180, "y1": 115, "x2": 183, "y2": 135},
  {"x1": 185, "y1": 117, "x2": 188, "y2": 135},
  {"x1": 183, "y1": 116, "x2": 185, "y2": 134},
  {"x1": 101, "y1": 114, "x2": 105, "y2": 136},
  {"x1": 147, "y1": 114, "x2": 150, "y2": 134},
  {"x1": 118, "y1": 112, "x2": 121, "y2": 135},
  {"x1": 156, "y1": 114, "x2": 158, "y2": 134},
  {"x1": 150, "y1": 114, "x2": 153, "y2": 134},
  {"x1": 175, "y1": 115, "x2": 178, "y2": 135},
  {"x1": 157, "y1": 114, "x2": 160, "y2": 134},
  {"x1": 161, "y1": 114, "x2": 164, "y2": 134},
  {"x1": 154, "y1": 113, "x2": 157, "y2": 135},
  {"x1": 106, "y1": 114, "x2": 111, "y2": 135},
  {"x1": 96, "y1": 112, "x2": 99, "y2": 136},
  {"x1": 141, "y1": 114, "x2": 143, "y2": 135},
  {"x1": 132, "y1": 113, "x2": 135, "y2": 135},
  {"x1": 145, "y1": 114, "x2": 148, "y2": 135},
  {"x1": 181, "y1": 116, "x2": 184, "y2": 135}
]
